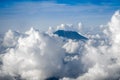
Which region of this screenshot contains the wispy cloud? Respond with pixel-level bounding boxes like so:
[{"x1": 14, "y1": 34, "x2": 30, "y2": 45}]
[
  {"x1": 0, "y1": 1, "x2": 119, "y2": 16},
  {"x1": 0, "y1": 1, "x2": 119, "y2": 33}
]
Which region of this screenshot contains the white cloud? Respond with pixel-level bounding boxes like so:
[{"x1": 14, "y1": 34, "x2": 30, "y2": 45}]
[
  {"x1": 0, "y1": 10, "x2": 120, "y2": 80},
  {"x1": 62, "y1": 40, "x2": 79, "y2": 54}
]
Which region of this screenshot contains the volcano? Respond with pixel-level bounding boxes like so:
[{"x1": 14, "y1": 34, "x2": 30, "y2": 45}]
[{"x1": 54, "y1": 30, "x2": 88, "y2": 40}]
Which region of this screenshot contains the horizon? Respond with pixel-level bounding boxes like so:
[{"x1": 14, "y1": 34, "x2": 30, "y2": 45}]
[{"x1": 0, "y1": 0, "x2": 120, "y2": 33}]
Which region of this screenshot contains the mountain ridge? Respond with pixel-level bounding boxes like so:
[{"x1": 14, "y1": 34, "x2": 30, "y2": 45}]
[{"x1": 54, "y1": 30, "x2": 88, "y2": 40}]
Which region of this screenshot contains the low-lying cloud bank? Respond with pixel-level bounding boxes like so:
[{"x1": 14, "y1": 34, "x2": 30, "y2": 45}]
[{"x1": 0, "y1": 10, "x2": 120, "y2": 80}]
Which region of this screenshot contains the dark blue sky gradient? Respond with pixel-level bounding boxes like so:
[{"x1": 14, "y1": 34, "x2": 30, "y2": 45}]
[
  {"x1": 1, "y1": 0, "x2": 120, "y2": 5},
  {"x1": 0, "y1": 0, "x2": 120, "y2": 33}
]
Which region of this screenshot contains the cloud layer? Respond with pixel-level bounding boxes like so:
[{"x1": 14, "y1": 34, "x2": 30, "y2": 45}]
[{"x1": 0, "y1": 10, "x2": 120, "y2": 80}]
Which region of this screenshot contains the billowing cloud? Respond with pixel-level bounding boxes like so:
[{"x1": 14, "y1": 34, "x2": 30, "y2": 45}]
[{"x1": 0, "y1": 10, "x2": 120, "y2": 80}]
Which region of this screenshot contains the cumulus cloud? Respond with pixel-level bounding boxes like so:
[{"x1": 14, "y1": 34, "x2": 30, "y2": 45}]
[
  {"x1": 62, "y1": 40, "x2": 80, "y2": 54},
  {"x1": 0, "y1": 10, "x2": 120, "y2": 80}
]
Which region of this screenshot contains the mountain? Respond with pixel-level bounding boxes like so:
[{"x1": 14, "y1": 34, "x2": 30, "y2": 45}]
[{"x1": 54, "y1": 30, "x2": 88, "y2": 40}]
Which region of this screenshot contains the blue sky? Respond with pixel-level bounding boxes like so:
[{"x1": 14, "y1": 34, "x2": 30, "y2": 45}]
[{"x1": 0, "y1": 0, "x2": 120, "y2": 33}]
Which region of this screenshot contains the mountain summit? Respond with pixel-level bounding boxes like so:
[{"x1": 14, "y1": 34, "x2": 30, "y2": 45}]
[{"x1": 54, "y1": 30, "x2": 88, "y2": 40}]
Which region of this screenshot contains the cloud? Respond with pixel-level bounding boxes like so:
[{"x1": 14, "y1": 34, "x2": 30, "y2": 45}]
[
  {"x1": 60, "y1": 10, "x2": 120, "y2": 80},
  {"x1": 0, "y1": 1, "x2": 118, "y2": 15},
  {"x1": 0, "y1": 10, "x2": 120, "y2": 80},
  {"x1": 0, "y1": 1, "x2": 119, "y2": 33}
]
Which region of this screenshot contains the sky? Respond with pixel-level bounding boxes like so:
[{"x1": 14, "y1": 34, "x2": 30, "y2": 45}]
[{"x1": 0, "y1": 0, "x2": 120, "y2": 33}]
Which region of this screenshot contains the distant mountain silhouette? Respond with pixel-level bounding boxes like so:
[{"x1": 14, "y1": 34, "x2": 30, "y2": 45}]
[
  {"x1": 46, "y1": 77, "x2": 58, "y2": 80},
  {"x1": 54, "y1": 30, "x2": 88, "y2": 40}
]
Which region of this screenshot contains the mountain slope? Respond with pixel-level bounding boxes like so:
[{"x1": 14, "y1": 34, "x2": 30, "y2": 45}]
[{"x1": 54, "y1": 30, "x2": 88, "y2": 40}]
